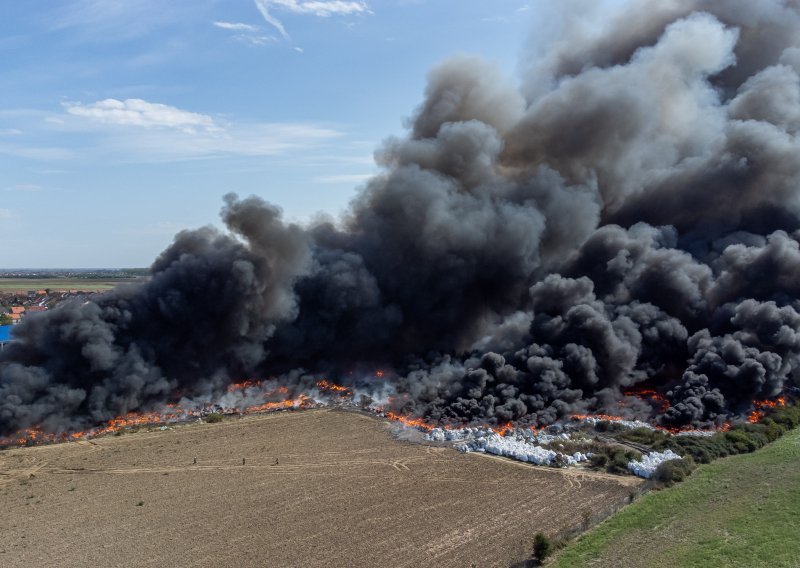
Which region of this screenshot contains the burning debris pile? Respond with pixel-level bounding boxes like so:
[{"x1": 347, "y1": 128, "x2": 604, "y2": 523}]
[{"x1": 4, "y1": 0, "x2": 800, "y2": 440}]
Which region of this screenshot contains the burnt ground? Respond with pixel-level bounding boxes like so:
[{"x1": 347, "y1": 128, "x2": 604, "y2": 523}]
[{"x1": 0, "y1": 409, "x2": 640, "y2": 567}]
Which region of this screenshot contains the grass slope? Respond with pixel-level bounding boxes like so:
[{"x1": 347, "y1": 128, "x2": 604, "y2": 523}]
[{"x1": 553, "y1": 427, "x2": 800, "y2": 568}]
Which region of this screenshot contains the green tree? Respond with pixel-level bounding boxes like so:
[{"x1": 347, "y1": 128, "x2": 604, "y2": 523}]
[{"x1": 0, "y1": 313, "x2": 12, "y2": 326}]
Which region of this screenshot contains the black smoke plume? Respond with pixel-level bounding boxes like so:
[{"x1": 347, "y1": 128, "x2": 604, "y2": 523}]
[{"x1": 4, "y1": 0, "x2": 800, "y2": 435}]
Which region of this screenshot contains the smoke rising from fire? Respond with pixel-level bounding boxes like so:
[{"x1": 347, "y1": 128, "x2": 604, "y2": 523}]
[{"x1": 3, "y1": 0, "x2": 800, "y2": 435}]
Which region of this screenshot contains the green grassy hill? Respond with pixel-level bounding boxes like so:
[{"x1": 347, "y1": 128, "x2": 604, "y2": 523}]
[{"x1": 552, "y1": 428, "x2": 800, "y2": 567}]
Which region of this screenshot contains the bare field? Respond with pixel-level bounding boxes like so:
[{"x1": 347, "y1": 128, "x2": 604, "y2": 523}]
[
  {"x1": 0, "y1": 410, "x2": 640, "y2": 568},
  {"x1": 0, "y1": 278, "x2": 139, "y2": 292}
]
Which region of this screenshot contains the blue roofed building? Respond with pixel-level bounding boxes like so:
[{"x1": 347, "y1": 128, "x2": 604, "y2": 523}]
[{"x1": 0, "y1": 324, "x2": 13, "y2": 350}]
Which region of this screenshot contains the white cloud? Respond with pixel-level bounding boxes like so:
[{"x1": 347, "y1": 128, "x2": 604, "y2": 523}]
[
  {"x1": 0, "y1": 208, "x2": 15, "y2": 220},
  {"x1": 242, "y1": 35, "x2": 278, "y2": 46},
  {"x1": 213, "y1": 20, "x2": 276, "y2": 46},
  {"x1": 272, "y1": 0, "x2": 369, "y2": 17},
  {"x1": 254, "y1": 0, "x2": 369, "y2": 38},
  {"x1": 213, "y1": 21, "x2": 259, "y2": 32},
  {"x1": 255, "y1": 0, "x2": 290, "y2": 39},
  {"x1": 0, "y1": 100, "x2": 344, "y2": 163},
  {"x1": 62, "y1": 98, "x2": 341, "y2": 160},
  {"x1": 64, "y1": 99, "x2": 220, "y2": 134}
]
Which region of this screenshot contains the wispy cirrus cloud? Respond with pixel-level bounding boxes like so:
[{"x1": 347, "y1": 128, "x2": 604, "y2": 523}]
[
  {"x1": 0, "y1": 99, "x2": 344, "y2": 163},
  {"x1": 254, "y1": 0, "x2": 369, "y2": 39},
  {"x1": 62, "y1": 98, "x2": 340, "y2": 159},
  {"x1": 64, "y1": 98, "x2": 220, "y2": 133},
  {"x1": 213, "y1": 21, "x2": 259, "y2": 32},
  {"x1": 213, "y1": 20, "x2": 277, "y2": 46}
]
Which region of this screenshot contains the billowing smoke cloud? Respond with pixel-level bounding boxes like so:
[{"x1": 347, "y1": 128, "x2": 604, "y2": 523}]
[{"x1": 4, "y1": 0, "x2": 800, "y2": 435}]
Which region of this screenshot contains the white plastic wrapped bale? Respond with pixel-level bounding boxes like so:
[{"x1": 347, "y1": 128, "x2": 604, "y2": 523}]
[
  {"x1": 483, "y1": 435, "x2": 557, "y2": 465},
  {"x1": 426, "y1": 426, "x2": 490, "y2": 442},
  {"x1": 628, "y1": 450, "x2": 682, "y2": 478},
  {"x1": 676, "y1": 430, "x2": 716, "y2": 437},
  {"x1": 456, "y1": 433, "x2": 590, "y2": 467}
]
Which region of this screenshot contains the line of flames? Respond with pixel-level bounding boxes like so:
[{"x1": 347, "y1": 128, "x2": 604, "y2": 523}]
[
  {"x1": 0, "y1": 380, "x2": 789, "y2": 449},
  {"x1": 567, "y1": 413, "x2": 732, "y2": 435},
  {"x1": 747, "y1": 396, "x2": 787, "y2": 424}
]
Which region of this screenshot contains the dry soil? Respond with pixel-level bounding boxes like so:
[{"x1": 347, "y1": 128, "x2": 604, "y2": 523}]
[{"x1": 0, "y1": 409, "x2": 640, "y2": 568}]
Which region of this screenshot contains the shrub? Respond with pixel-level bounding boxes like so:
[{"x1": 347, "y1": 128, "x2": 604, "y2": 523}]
[
  {"x1": 656, "y1": 425, "x2": 770, "y2": 464},
  {"x1": 617, "y1": 428, "x2": 667, "y2": 446},
  {"x1": 604, "y1": 448, "x2": 641, "y2": 475},
  {"x1": 724, "y1": 430, "x2": 760, "y2": 454},
  {"x1": 653, "y1": 458, "x2": 694, "y2": 486},
  {"x1": 588, "y1": 446, "x2": 642, "y2": 474},
  {"x1": 768, "y1": 405, "x2": 800, "y2": 430},
  {"x1": 590, "y1": 453, "x2": 608, "y2": 468},
  {"x1": 205, "y1": 413, "x2": 224, "y2": 423},
  {"x1": 607, "y1": 451, "x2": 631, "y2": 475},
  {"x1": 594, "y1": 420, "x2": 612, "y2": 432},
  {"x1": 533, "y1": 533, "x2": 552, "y2": 563},
  {"x1": 761, "y1": 418, "x2": 786, "y2": 442}
]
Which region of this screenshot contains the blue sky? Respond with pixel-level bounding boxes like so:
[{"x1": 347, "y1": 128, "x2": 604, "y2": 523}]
[{"x1": 0, "y1": 0, "x2": 541, "y2": 267}]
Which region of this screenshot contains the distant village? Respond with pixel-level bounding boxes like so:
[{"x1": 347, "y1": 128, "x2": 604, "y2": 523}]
[
  {"x1": 0, "y1": 289, "x2": 97, "y2": 326},
  {"x1": 0, "y1": 269, "x2": 146, "y2": 330}
]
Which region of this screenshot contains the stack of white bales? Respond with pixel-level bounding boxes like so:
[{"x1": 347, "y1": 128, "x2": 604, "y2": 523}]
[
  {"x1": 627, "y1": 450, "x2": 682, "y2": 478},
  {"x1": 457, "y1": 433, "x2": 589, "y2": 466}
]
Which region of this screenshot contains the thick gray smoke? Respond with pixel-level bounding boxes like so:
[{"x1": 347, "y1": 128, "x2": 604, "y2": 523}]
[{"x1": 4, "y1": 0, "x2": 800, "y2": 435}]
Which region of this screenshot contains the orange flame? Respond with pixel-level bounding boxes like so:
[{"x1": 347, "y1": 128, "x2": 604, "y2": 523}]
[
  {"x1": 0, "y1": 387, "x2": 316, "y2": 448},
  {"x1": 624, "y1": 388, "x2": 671, "y2": 413},
  {"x1": 492, "y1": 422, "x2": 514, "y2": 436},
  {"x1": 316, "y1": 379, "x2": 352, "y2": 395},
  {"x1": 384, "y1": 412, "x2": 437, "y2": 432},
  {"x1": 226, "y1": 379, "x2": 262, "y2": 393},
  {"x1": 2, "y1": 382, "x2": 789, "y2": 450},
  {"x1": 747, "y1": 396, "x2": 786, "y2": 424},
  {"x1": 242, "y1": 395, "x2": 313, "y2": 414}
]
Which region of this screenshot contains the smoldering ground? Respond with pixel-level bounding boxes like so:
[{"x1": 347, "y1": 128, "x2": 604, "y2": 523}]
[{"x1": 4, "y1": 0, "x2": 800, "y2": 436}]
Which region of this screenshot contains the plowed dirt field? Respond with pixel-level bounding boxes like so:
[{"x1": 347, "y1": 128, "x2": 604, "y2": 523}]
[{"x1": 0, "y1": 409, "x2": 640, "y2": 567}]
